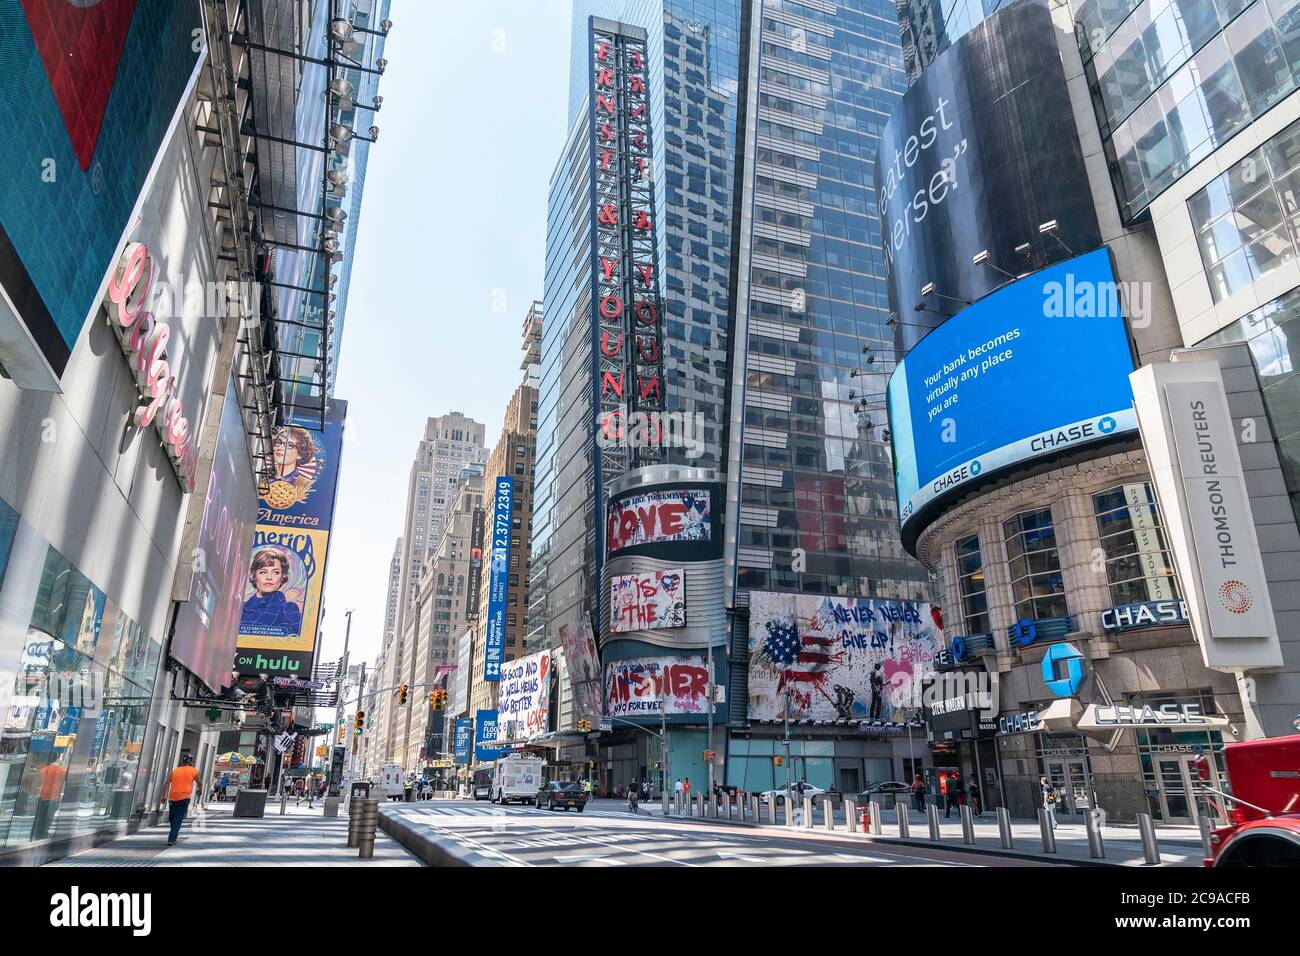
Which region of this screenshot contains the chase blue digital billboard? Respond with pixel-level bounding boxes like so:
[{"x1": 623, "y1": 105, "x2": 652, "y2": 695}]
[{"x1": 887, "y1": 248, "x2": 1136, "y2": 540}]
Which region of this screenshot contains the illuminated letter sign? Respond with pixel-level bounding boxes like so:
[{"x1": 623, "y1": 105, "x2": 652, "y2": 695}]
[
  {"x1": 103, "y1": 241, "x2": 198, "y2": 490},
  {"x1": 590, "y1": 23, "x2": 667, "y2": 508}
]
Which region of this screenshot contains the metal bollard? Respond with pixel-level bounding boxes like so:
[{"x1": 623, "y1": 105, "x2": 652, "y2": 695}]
[
  {"x1": 842, "y1": 796, "x2": 857, "y2": 835},
  {"x1": 766, "y1": 796, "x2": 777, "y2": 826},
  {"x1": 697, "y1": 793, "x2": 706, "y2": 818},
  {"x1": 357, "y1": 798, "x2": 380, "y2": 859},
  {"x1": 1038, "y1": 808, "x2": 1058, "y2": 854},
  {"x1": 997, "y1": 807, "x2": 1014, "y2": 849},
  {"x1": 749, "y1": 795, "x2": 759, "y2": 823},
  {"x1": 724, "y1": 796, "x2": 732, "y2": 820},
  {"x1": 280, "y1": 787, "x2": 288, "y2": 816},
  {"x1": 825, "y1": 798, "x2": 838, "y2": 833},
  {"x1": 663, "y1": 792, "x2": 671, "y2": 816},
  {"x1": 802, "y1": 796, "x2": 815, "y2": 830},
  {"x1": 927, "y1": 803, "x2": 941, "y2": 841},
  {"x1": 960, "y1": 804, "x2": 976, "y2": 845},
  {"x1": 347, "y1": 803, "x2": 362, "y2": 848},
  {"x1": 1085, "y1": 808, "x2": 1106, "y2": 859},
  {"x1": 896, "y1": 797, "x2": 910, "y2": 838},
  {"x1": 1137, "y1": 812, "x2": 1161, "y2": 865},
  {"x1": 869, "y1": 800, "x2": 883, "y2": 835}
]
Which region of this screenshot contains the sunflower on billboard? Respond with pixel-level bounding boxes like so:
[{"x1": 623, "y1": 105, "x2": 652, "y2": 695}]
[{"x1": 260, "y1": 426, "x2": 323, "y2": 509}]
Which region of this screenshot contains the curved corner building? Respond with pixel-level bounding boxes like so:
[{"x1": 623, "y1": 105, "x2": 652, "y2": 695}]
[{"x1": 884, "y1": 0, "x2": 1300, "y2": 823}]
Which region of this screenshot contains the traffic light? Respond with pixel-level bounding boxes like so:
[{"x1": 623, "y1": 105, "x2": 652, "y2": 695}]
[
  {"x1": 773, "y1": 756, "x2": 783, "y2": 767},
  {"x1": 434, "y1": 689, "x2": 447, "y2": 709},
  {"x1": 354, "y1": 711, "x2": 365, "y2": 735},
  {"x1": 577, "y1": 719, "x2": 590, "y2": 733},
  {"x1": 429, "y1": 690, "x2": 438, "y2": 708},
  {"x1": 399, "y1": 683, "x2": 408, "y2": 705}
]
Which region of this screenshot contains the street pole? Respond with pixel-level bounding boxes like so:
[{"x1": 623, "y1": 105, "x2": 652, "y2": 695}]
[
  {"x1": 783, "y1": 683, "x2": 792, "y2": 810},
  {"x1": 332, "y1": 609, "x2": 354, "y2": 796},
  {"x1": 348, "y1": 663, "x2": 368, "y2": 781},
  {"x1": 706, "y1": 636, "x2": 715, "y2": 803},
  {"x1": 661, "y1": 682, "x2": 669, "y2": 799}
]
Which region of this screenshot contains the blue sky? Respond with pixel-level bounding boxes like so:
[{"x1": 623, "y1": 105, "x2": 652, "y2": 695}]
[{"x1": 317, "y1": 2, "x2": 572, "y2": 673}]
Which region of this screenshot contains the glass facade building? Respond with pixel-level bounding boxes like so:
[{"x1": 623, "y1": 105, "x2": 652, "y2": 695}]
[
  {"x1": 897, "y1": 0, "x2": 1014, "y2": 82},
  {"x1": 531, "y1": 0, "x2": 743, "y2": 655},
  {"x1": 1076, "y1": 0, "x2": 1300, "y2": 221},
  {"x1": 726, "y1": 0, "x2": 933, "y2": 607}
]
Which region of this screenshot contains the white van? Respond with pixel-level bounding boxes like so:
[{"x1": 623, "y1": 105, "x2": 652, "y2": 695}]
[{"x1": 491, "y1": 755, "x2": 544, "y2": 805}]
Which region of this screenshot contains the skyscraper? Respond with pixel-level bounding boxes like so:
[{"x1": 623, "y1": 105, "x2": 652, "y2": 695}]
[{"x1": 530, "y1": 0, "x2": 936, "y2": 793}]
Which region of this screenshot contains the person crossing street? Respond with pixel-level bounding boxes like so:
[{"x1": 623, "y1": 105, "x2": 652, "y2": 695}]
[{"x1": 165, "y1": 754, "x2": 200, "y2": 847}]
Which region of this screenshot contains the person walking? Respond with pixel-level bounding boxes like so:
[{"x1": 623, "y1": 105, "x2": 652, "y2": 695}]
[
  {"x1": 218, "y1": 773, "x2": 230, "y2": 802},
  {"x1": 674, "y1": 778, "x2": 683, "y2": 804},
  {"x1": 683, "y1": 777, "x2": 691, "y2": 798},
  {"x1": 165, "y1": 753, "x2": 200, "y2": 847},
  {"x1": 944, "y1": 771, "x2": 961, "y2": 819},
  {"x1": 911, "y1": 773, "x2": 926, "y2": 813},
  {"x1": 967, "y1": 777, "x2": 982, "y2": 816},
  {"x1": 1041, "y1": 776, "x2": 1059, "y2": 830},
  {"x1": 306, "y1": 773, "x2": 316, "y2": 809}
]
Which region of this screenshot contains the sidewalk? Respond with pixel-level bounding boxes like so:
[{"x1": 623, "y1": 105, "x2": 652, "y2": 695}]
[
  {"x1": 612, "y1": 798, "x2": 1207, "y2": 866},
  {"x1": 45, "y1": 798, "x2": 420, "y2": 867}
]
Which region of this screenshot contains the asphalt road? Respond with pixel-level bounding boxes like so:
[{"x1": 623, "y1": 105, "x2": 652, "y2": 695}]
[{"x1": 383, "y1": 799, "x2": 1070, "y2": 867}]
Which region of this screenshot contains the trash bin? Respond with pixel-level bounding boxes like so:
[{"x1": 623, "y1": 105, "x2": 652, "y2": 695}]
[{"x1": 234, "y1": 789, "x2": 268, "y2": 818}]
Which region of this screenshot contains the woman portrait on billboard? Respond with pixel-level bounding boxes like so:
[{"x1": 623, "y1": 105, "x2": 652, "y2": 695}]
[
  {"x1": 240, "y1": 547, "x2": 305, "y2": 636},
  {"x1": 261, "y1": 426, "x2": 322, "y2": 510}
]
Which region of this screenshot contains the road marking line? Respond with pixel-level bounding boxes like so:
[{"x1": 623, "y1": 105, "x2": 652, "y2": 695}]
[{"x1": 553, "y1": 854, "x2": 625, "y2": 865}]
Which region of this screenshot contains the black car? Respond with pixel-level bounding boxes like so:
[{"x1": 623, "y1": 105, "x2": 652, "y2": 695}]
[{"x1": 537, "y1": 781, "x2": 588, "y2": 812}]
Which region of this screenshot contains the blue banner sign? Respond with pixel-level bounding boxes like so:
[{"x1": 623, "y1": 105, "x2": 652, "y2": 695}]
[
  {"x1": 453, "y1": 717, "x2": 473, "y2": 764},
  {"x1": 484, "y1": 476, "x2": 514, "y2": 681}
]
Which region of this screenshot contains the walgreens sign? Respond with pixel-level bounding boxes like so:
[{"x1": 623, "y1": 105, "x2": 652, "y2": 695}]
[{"x1": 103, "y1": 241, "x2": 198, "y2": 490}]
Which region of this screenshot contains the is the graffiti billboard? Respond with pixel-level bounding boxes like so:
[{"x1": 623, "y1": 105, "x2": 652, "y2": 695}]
[
  {"x1": 606, "y1": 488, "x2": 712, "y2": 553},
  {"x1": 234, "y1": 402, "x2": 347, "y2": 678},
  {"x1": 747, "y1": 592, "x2": 944, "y2": 721},
  {"x1": 609, "y1": 568, "x2": 685, "y2": 633}
]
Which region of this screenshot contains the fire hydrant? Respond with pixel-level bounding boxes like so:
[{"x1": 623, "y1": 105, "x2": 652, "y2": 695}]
[{"x1": 858, "y1": 805, "x2": 871, "y2": 833}]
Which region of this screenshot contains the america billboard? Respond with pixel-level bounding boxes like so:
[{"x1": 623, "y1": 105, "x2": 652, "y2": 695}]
[
  {"x1": 234, "y1": 402, "x2": 347, "y2": 678},
  {"x1": 747, "y1": 592, "x2": 944, "y2": 722},
  {"x1": 0, "y1": 0, "x2": 203, "y2": 384}
]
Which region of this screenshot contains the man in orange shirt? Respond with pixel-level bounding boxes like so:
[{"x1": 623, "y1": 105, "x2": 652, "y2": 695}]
[{"x1": 166, "y1": 753, "x2": 200, "y2": 846}]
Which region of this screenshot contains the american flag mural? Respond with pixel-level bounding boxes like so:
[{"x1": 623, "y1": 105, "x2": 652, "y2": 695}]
[{"x1": 748, "y1": 592, "x2": 944, "y2": 721}]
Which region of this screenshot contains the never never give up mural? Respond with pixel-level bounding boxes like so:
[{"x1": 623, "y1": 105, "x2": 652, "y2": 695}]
[{"x1": 747, "y1": 592, "x2": 944, "y2": 722}]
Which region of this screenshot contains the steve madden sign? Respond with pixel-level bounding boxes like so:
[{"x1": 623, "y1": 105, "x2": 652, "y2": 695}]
[{"x1": 1164, "y1": 381, "x2": 1271, "y2": 639}]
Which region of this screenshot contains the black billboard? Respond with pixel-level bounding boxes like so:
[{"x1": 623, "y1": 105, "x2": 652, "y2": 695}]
[
  {"x1": 877, "y1": 0, "x2": 1102, "y2": 354},
  {"x1": 466, "y1": 506, "x2": 485, "y2": 622}
]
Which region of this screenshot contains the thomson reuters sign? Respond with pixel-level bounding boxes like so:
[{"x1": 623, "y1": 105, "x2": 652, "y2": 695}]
[{"x1": 1129, "y1": 362, "x2": 1283, "y2": 672}]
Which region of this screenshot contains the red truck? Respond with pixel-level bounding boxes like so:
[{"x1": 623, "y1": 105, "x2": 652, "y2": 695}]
[{"x1": 1198, "y1": 733, "x2": 1300, "y2": 867}]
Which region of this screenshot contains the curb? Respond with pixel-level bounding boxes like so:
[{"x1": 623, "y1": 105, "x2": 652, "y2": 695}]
[{"x1": 378, "y1": 807, "x2": 496, "y2": 867}]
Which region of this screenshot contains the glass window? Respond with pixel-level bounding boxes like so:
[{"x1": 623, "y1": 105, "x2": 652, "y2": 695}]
[
  {"x1": 955, "y1": 533, "x2": 991, "y2": 635},
  {"x1": 1003, "y1": 508, "x2": 1068, "y2": 620},
  {"x1": 1093, "y1": 483, "x2": 1182, "y2": 605}
]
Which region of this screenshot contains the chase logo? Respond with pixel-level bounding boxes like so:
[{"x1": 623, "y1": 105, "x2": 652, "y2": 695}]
[
  {"x1": 969, "y1": 459, "x2": 982, "y2": 476},
  {"x1": 1097, "y1": 416, "x2": 1117, "y2": 434},
  {"x1": 1042, "y1": 642, "x2": 1086, "y2": 698}
]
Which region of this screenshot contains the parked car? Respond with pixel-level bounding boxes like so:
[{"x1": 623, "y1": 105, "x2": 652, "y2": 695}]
[
  {"x1": 758, "y1": 782, "x2": 826, "y2": 805},
  {"x1": 538, "y1": 780, "x2": 588, "y2": 812},
  {"x1": 860, "y1": 781, "x2": 911, "y2": 798}
]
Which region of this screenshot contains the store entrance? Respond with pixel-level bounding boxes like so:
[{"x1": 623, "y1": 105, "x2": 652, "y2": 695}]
[
  {"x1": 1044, "y1": 758, "x2": 1092, "y2": 821},
  {"x1": 1152, "y1": 754, "x2": 1223, "y2": 826}
]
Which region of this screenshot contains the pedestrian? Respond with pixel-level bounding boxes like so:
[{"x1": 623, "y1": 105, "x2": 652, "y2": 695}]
[
  {"x1": 219, "y1": 773, "x2": 230, "y2": 802},
  {"x1": 944, "y1": 771, "x2": 961, "y2": 819},
  {"x1": 674, "y1": 778, "x2": 683, "y2": 800},
  {"x1": 306, "y1": 773, "x2": 316, "y2": 809},
  {"x1": 911, "y1": 773, "x2": 926, "y2": 813},
  {"x1": 683, "y1": 777, "x2": 691, "y2": 797},
  {"x1": 165, "y1": 753, "x2": 200, "y2": 847},
  {"x1": 967, "y1": 777, "x2": 982, "y2": 816},
  {"x1": 643, "y1": 779, "x2": 651, "y2": 801},
  {"x1": 1041, "y1": 776, "x2": 1059, "y2": 830}
]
